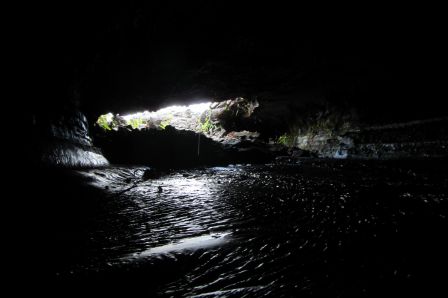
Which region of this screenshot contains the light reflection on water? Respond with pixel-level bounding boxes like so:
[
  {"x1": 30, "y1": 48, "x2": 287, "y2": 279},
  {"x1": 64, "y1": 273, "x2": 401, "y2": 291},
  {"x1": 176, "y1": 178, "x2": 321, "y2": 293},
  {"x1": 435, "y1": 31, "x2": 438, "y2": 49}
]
[
  {"x1": 76, "y1": 167, "x2": 238, "y2": 261},
  {"x1": 126, "y1": 232, "x2": 232, "y2": 259}
]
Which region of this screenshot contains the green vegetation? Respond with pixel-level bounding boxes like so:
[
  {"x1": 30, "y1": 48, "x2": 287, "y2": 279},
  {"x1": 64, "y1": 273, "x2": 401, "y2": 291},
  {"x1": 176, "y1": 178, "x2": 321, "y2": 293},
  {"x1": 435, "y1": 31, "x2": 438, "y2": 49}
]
[
  {"x1": 277, "y1": 133, "x2": 296, "y2": 147},
  {"x1": 199, "y1": 110, "x2": 217, "y2": 133},
  {"x1": 96, "y1": 113, "x2": 113, "y2": 131},
  {"x1": 300, "y1": 117, "x2": 352, "y2": 138},
  {"x1": 276, "y1": 109, "x2": 354, "y2": 148},
  {"x1": 127, "y1": 117, "x2": 145, "y2": 129},
  {"x1": 159, "y1": 115, "x2": 173, "y2": 129}
]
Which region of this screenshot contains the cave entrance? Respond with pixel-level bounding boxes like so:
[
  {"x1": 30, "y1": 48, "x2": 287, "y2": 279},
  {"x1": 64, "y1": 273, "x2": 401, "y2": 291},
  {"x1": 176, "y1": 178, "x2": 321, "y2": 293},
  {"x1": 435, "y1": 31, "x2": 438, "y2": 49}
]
[
  {"x1": 94, "y1": 98, "x2": 264, "y2": 168},
  {"x1": 95, "y1": 98, "x2": 260, "y2": 141},
  {"x1": 97, "y1": 102, "x2": 212, "y2": 133}
]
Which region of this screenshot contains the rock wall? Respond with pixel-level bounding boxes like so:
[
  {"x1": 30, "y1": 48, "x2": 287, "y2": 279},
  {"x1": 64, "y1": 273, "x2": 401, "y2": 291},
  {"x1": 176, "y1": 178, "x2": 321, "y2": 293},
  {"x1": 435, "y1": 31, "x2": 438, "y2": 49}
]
[
  {"x1": 293, "y1": 118, "x2": 448, "y2": 159},
  {"x1": 32, "y1": 110, "x2": 109, "y2": 168},
  {"x1": 295, "y1": 134, "x2": 354, "y2": 159}
]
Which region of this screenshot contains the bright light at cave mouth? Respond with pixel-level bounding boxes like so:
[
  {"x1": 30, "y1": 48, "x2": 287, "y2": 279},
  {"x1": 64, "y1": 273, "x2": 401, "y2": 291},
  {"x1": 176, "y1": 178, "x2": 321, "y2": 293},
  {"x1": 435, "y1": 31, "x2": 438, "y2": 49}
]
[
  {"x1": 96, "y1": 101, "x2": 213, "y2": 132},
  {"x1": 122, "y1": 102, "x2": 211, "y2": 121}
]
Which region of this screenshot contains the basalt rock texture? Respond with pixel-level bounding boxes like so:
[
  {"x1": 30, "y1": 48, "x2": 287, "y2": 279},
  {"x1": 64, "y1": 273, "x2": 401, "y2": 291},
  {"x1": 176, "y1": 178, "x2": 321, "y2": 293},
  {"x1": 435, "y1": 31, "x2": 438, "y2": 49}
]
[
  {"x1": 32, "y1": 110, "x2": 108, "y2": 168},
  {"x1": 285, "y1": 117, "x2": 448, "y2": 160},
  {"x1": 347, "y1": 118, "x2": 448, "y2": 159},
  {"x1": 44, "y1": 159, "x2": 448, "y2": 296}
]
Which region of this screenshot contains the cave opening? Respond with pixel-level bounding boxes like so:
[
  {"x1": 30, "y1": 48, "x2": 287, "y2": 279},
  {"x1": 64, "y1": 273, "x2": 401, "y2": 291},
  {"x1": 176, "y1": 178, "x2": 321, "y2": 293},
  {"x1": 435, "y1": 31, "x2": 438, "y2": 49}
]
[
  {"x1": 96, "y1": 101, "x2": 213, "y2": 132},
  {"x1": 92, "y1": 98, "x2": 272, "y2": 168}
]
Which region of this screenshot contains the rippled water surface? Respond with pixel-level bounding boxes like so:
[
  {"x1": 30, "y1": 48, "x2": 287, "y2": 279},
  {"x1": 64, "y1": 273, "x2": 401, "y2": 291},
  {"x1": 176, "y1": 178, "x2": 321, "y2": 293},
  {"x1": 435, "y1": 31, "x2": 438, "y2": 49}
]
[{"x1": 49, "y1": 160, "x2": 448, "y2": 296}]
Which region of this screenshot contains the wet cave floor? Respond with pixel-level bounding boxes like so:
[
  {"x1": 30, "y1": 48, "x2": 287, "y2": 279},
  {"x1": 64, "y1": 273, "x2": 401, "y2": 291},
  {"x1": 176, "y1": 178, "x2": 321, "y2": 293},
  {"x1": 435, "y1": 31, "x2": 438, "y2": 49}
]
[{"x1": 44, "y1": 159, "x2": 448, "y2": 297}]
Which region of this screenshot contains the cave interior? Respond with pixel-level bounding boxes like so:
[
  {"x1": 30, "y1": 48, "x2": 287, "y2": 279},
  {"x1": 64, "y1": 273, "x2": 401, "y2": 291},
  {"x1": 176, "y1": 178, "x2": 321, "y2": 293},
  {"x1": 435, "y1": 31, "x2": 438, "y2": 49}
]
[{"x1": 22, "y1": 3, "x2": 448, "y2": 296}]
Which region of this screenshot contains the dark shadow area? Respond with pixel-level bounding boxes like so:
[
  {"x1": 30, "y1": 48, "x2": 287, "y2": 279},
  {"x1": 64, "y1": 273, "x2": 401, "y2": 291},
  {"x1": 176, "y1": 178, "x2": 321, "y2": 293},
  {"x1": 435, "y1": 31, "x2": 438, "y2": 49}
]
[
  {"x1": 27, "y1": 2, "x2": 447, "y2": 123},
  {"x1": 25, "y1": 160, "x2": 448, "y2": 296},
  {"x1": 95, "y1": 125, "x2": 283, "y2": 168}
]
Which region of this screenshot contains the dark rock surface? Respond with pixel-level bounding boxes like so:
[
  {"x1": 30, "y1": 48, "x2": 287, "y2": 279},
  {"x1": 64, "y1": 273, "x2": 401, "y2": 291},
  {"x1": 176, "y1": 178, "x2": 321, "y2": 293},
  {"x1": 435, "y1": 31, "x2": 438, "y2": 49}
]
[
  {"x1": 35, "y1": 159, "x2": 448, "y2": 296},
  {"x1": 290, "y1": 118, "x2": 448, "y2": 159},
  {"x1": 31, "y1": 110, "x2": 108, "y2": 167},
  {"x1": 30, "y1": 3, "x2": 447, "y2": 138},
  {"x1": 95, "y1": 125, "x2": 283, "y2": 168},
  {"x1": 347, "y1": 118, "x2": 448, "y2": 159}
]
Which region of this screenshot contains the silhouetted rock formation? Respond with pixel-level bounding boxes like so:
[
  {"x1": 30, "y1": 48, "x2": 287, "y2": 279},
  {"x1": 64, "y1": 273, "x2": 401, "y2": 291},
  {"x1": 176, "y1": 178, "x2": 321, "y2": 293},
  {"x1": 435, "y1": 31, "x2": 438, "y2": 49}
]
[{"x1": 32, "y1": 110, "x2": 108, "y2": 167}]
